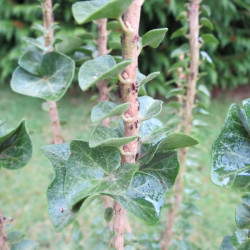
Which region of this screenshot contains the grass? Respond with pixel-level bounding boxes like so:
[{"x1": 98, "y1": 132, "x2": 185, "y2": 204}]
[{"x1": 0, "y1": 86, "x2": 244, "y2": 249}]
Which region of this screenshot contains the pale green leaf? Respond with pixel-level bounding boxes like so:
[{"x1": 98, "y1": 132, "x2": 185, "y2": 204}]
[
  {"x1": 55, "y1": 34, "x2": 83, "y2": 54},
  {"x1": 171, "y1": 44, "x2": 189, "y2": 58},
  {"x1": 91, "y1": 101, "x2": 129, "y2": 123},
  {"x1": 78, "y1": 55, "x2": 131, "y2": 91},
  {"x1": 142, "y1": 28, "x2": 168, "y2": 48},
  {"x1": 11, "y1": 52, "x2": 75, "y2": 101},
  {"x1": 7, "y1": 231, "x2": 25, "y2": 244},
  {"x1": 139, "y1": 72, "x2": 160, "y2": 87},
  {"x1": 0, "y1": 120, "x2": 32, "y2": 170},
  {"x1": 72, "y1": 0, "x2": 133, "y2": 24},
  {"x1": 11, "y1": 240, "x2": 38, "y2": 250},
  {"x1": 139, "y1": 96, "x2": 163, "y2": 121},
  {"x1": 89, "y1": 125, "x2": 137, "y2": 148}
]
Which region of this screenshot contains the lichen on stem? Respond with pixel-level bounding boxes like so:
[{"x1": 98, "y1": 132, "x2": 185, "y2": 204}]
[{"x1": 41, "y1": 0, "x2": 64, "y2": 144}]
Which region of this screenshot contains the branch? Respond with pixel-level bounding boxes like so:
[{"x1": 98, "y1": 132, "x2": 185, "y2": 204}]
[{"x1": 41, "y1": 0, "x2": 64, "y2": 144}]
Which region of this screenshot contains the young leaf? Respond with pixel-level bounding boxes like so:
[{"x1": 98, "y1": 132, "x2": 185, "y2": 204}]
[
  {"x1": 113, "y1": 172, "x2": 164, "y2": 225},
  {"x1": 157, "y1": 132, "x2": 199, "y2": 151},
  {"x1": 141, "y1": 28, "x2": 168, "y2": 48},
  {"x1": 64, "y1": 140, "x2": 138, "y2": 208},
  {"x1": 211, "y1": 100, "x2": 250, "y2": 192},
  {"x1": 42, "y1": 143, "x2": 79, "y2": 231},
  {"x1": 11, "y1": 52, "x2": 75, "y2": 101},
  {"x1": 0, "y1": 120, "x2": 32, "y2": 170},
  {"x1": 200, "y1": 17, "x2": 214, "y2": 30},
  {"x1": 78, "y1": 55, "x2": 131, "y2": 91},
  {"x1": 89, "y1": 125, "x2": 137, "y2": 148},
  {"x1": 91, "y1": 101, "x2": 129, "y2": 123},
  {"x1": 140, "y1": 151, "x2": 179, "y2": 191},
  {"x1": 72, "y1": 0, "x2": 134, "y2": 24},
  {"x1": 170, "y1": 27, "x2": 188, "y2": 40},
  {"x1": 139, "y1": 96, "x2": 163, "y2": 121},
  {"x1": 139, "y1": 72, "x2": 160, "y2": 87},
  {"x1": 201, "y1": 34, "x2": 219, "y2": 45},
  {"x1": 18, "y1": 46, "x2": 43, "y2": 75}
]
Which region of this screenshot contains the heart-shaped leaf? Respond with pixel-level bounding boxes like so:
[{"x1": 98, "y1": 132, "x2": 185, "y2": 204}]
[
  {"x1": 236, "y1": 195, "x2": 250, "y2": 229},
  {"x1": 113, "y1": 172, "x2": 164, "y2": 225},
  {"x1": 157, "y1": 132, "x2": 199, "y2": 151},
  {"x1": 141, "y1": 28, "x2": 168, "y2": 48},
  {"x1": 0, "y1": 120, "x2": 32, "y2": 170},
  {"x1": 140, "y1": 151, "x2": 179, "y2": 191},
  {"x1": 42, "y1": 143, "x2": 80, "y2": 231},
  {"x1": 72, "y1": 0, "x2": 134, "y2": 24},
  {"x1": 89, "y1": 125, "x2": 137, "y2": 148},
  {"x1": 64, "y1": 140, "x2": 138, "y2": 208},
  {"x1": 91, "y1": 101, "x2": 129, "y2": 123},
  {"x1": 211, "y1": 100, "x2": 250, "y2": 192},
  {"x1": 78, "y1": 55, "x2": 131, "y2": 91},
  {"x1": 18, "y1": 46, "x2": 43, "y2": 75},
  {"x1": 11, "y1": 52, "x2": 75, "y2": 101},
  {"x1": 139, "y1": 96, "x2": 163, "y2": 121}
]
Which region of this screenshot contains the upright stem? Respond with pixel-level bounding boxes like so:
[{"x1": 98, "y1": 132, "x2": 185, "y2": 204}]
[
  {"x1": 112, "y1": 1, "x2": 143, "y2": 249},
  {"x1": 162, "y1": 1, "x2": 200, "y2": 249},
  {"x1": 0, "y1": 211, "x2": 9, "y2": 250},
  {"x1": 41, "y1": 0, "x2": 64, "y2": 144}
]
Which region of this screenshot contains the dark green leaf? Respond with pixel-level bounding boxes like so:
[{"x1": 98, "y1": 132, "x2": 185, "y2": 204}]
[
  {"x1": 201, "y1": 34, "x2": 219, "y2": 45},
  {"x1": 64, "y1": 140, "x2": 138, "y2": 208},
  {"x1": 211, "y1": 100, "x2": 250, "y2": 192},
  {"x1": 78, "y1": 55, "x2": 131, "y2": 91},
  {"x1": 200, "y1": 17, "x2": 214, "y2": 30},
  {"x1": 0, "y1": 120, "x2": 32, "y2": 170},
  {"x1": 72, "y1": 0, "x2": 133, "y2": 24},
  {"x1": 141, "y1": 28, "x2": 168, "y2": 48},
  {"x1": 11, "y1": 52, "x2": 75, "y2": 101},
  {"x1": 113, "y1": 172, "x2": 163, "y2": 225},
  {"x1": 104, "y1": 207, "x2": 114, "y2": 222},
  {"x1": 236, "y1": 195, "x2": 250, "y2": 229},
  {"x1": 170, "y1": 27, "x2": 188, "y2": 40}
]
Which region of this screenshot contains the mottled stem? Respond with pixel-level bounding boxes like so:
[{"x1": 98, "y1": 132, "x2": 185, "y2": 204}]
[
  {"x1": 162, "y1": 1, "x2": 201, "y2": 249},
  {"x1": 41, "y1": 0, "x2": 64, "y2": 144},
  {"x1": 0, "y1": 211, "x2": 9, "y2": 250},
  {"x1": 112, "y1": 1, "x2": 144, "y2": 249}
]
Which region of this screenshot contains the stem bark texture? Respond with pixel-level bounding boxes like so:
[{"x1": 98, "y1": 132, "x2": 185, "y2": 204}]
[{"x1": 0, "y1": 211, "x2": 9, "y2": 250}]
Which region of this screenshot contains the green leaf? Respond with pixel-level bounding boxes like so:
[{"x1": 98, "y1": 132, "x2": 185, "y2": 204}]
[
  {"x1": 11, "y1": 52, "x2": 75, "y2": 101},
  {"x1": 140, "y1": 151, "x2": 179, "y2": 191},
  {"x1": 78, "y1": 55, "x2": 131, "y2": 91},
  {"x1": 200, "y1": 17, "x2": 214, "y2": 30},
  {"x1": 171, "y1": 44, "x2": 189, "y2": 58},
  {"x1": 55, "y1": 34, "x2": 83, "y2": 54},
  {"x1": 201, "y1": 4, "x2": 211, "y2": 16},
  {"x1": 104, "y1": 207, "x2": 114, "y2": 222},
  {"x1": 18, "y1": 46, "x2": 43, "y2": 75},
  {"x1": 42, "y1": 143, "x2": 80, "y2": 231},
  {"x1": 197, "y1": 84, "x2": 210, "y2": 97},
  {"x1": 11, "y1": 240, "x2": 38, "y2": 250},
  {"x1": 139, "y1": 118, "x2": 170, "y2": 144},
  {"x1": 220, "y1": 236, "x2": 234, "y2": 250},
  {"x1": 231, "y1": 229, "x2": 250, "y2": 249},
  {"x1": 236, "y1": 195, "x2": 250, "y2": 229},
  {"x1": 89, "y1": 125, "x2": 137, "y2": 148},
  {"x1": 113, "y1": 172, "x2": 163, "y2": 225},
  {"x1": 72, "y1": 0, "x2": 134, "y2": 24},
  {"x1": 165, "y1": 88, "x2": 185, "y2": 100},
  {"x1": 200, "y1": 51, "x2": 213, "y2": 64},
  {"x1": 141, "y1": 28, "x2": 168, "y2": 48},
  {"x1": 157, "y1": 132, "x2": 199, "y2": 151},
  {"x1": 64, "y1": 140, "x2": 138, "y2": 208},
  {"x1": 201, "y1": 34, "x2": 219, "y2": 45},
  {"x1": 170, "y1": 27, "x2": 188, "y2": 40},
  {"x1": 107, "y1": 20, "x2": 120, "y2": 30},
  {"x1": 23, "y1": 37, "x2": 47, "y2": 51},
  {"x1": 211, "y1": 100, "x2": 250, "y2": 192},
  {"x1": 0, "y1": 120, "x2": 32, "y2": 170},
  {"x1": 139, "y1": 72, "x2": 160, "y2": 87},
  {"x1": 7, "y1": 231, "x2": 25, "y2": 244},
  {"x1": 91, "y1": 101, "x2": 129, "y2": 123},
  {"x1": 139, "y1": 96, "x2": 163, "y2": 121}
]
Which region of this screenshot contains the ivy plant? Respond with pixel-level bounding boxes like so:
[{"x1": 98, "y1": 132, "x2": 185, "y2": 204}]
[{"x1": 211, "y1": 98, "x2": 250, "y2": 249}]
